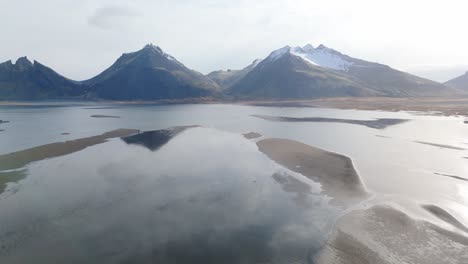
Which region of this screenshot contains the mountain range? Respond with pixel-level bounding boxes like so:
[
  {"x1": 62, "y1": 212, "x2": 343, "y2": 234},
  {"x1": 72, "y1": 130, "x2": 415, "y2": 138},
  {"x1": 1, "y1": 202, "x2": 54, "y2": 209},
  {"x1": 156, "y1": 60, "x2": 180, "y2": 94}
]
[
  {"x1": 0, "y1": 43, "x2": 465, "y2": 100},
  {"x1": 0, "y1": 57, "x2": 82, "y2": 100}
]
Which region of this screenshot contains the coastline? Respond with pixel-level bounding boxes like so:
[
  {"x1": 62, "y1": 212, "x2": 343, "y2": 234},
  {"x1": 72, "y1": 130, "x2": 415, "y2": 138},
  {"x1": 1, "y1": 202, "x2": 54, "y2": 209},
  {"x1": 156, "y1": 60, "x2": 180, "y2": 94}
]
[{"x1": 2, "y1": 97, "x2": 468, "y2": 117}]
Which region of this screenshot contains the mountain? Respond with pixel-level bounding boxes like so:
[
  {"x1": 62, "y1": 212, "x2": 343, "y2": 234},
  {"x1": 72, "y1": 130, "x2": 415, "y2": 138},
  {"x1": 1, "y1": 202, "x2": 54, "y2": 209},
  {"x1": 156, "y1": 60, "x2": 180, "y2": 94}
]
[
  {"x1": 207, "y1": 59, "x2": 261, "y2": 90},
  {"x1": 0, "y1": 57, "x2": 83, "y2": 100},
  {"x1": 228, "y1": 44, "x2": 459, "y2": 98},
  {"x1": 228, "y1": 46, "x2": 381, "y2": 99},
  {"x1": 445, "y1": 71, "x2": 468, "y2": 90},
  {"x1": 85, "y1": 44, "x2": 220, "y2": 100}
]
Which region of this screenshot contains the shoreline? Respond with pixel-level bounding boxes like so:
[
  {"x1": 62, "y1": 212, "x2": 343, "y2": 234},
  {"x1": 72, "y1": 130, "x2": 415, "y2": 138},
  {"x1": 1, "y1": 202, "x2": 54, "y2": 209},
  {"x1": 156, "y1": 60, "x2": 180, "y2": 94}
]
[{"x1": 2, "y1": 97, "x2": 468, "y2": 116}]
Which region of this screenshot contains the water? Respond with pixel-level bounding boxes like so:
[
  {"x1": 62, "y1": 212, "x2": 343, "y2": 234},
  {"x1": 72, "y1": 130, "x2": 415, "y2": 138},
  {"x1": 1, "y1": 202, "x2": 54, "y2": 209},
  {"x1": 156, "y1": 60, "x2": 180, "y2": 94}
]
[{"x1": 0, "y1": 103, "x2": 467, "y2": 263}]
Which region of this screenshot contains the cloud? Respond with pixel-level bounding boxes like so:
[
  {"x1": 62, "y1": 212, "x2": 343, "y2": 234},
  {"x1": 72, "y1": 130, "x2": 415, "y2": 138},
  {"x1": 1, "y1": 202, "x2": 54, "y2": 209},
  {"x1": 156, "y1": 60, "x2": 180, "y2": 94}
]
[
  {"x1": 2, "y1": 0, "x2": 468, "y2": 80},
  {"x1": 88, "y1": 5, "x2": 140, "y2": 29}
]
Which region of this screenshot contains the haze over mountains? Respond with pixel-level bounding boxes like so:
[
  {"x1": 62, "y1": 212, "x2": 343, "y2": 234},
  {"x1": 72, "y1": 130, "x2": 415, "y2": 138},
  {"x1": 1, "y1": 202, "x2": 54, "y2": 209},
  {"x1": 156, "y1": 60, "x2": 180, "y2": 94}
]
[{"x1": 0, "y1": 44, "x2": 465, "y2": 100}]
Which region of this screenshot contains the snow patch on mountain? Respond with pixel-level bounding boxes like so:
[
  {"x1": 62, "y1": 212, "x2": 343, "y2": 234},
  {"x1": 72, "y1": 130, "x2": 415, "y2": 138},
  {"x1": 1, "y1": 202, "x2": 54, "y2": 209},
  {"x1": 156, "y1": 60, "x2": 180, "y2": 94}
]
[
  {"x1": 266, "y1": 44, "x2": 354, "y2": 72},
  {"x1": 267, "y1": 46, "x2": 291, "y2": 62}
]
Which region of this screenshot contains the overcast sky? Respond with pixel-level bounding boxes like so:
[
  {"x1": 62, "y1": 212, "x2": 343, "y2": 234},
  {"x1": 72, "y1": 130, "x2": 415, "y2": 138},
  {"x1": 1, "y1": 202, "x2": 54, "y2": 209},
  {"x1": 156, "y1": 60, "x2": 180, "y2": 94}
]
[{"x1": 1, "y1": 0, "x2": 468, "y2": 82}]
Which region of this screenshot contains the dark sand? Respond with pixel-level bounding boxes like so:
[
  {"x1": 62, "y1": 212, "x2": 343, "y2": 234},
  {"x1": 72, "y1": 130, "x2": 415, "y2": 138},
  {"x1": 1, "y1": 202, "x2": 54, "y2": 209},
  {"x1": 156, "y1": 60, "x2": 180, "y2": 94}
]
[
  {"x1": 0, "y1": 129, "x2": 139, "y2": 171},
  {"x1": 434, "y1": 172, "x2": 468, "y2": 182},
  {"x1": 315, "y1": 205, "x2": 468, "y2": 264},
  {"x1": 252, "y1": 115, "x2": 408, "y2": 129},
  {"x1": 243, "y1": 132, "x2": 262, "y2": 139},
  {"x1": 90, "y1": 115, "x2": 121, "y2": 118},
  {"x1": 415, "y1": 141, "x2": 466, "y2": 150},
  {"x1": 122, "y1": 126, "x2": 197, "y2": 151},
  {"x1": 423, "y1": 204, "x2": 468, "y2": 233},
  {"x1": 0, "y1": 120, "x2": 8, "y2": 124},
  {"x1": 0, "y1": 170, "x2": 27, "y2": 193},
  {"x1": 256, "y1": 138, "x2": 368, "y2": 205}
]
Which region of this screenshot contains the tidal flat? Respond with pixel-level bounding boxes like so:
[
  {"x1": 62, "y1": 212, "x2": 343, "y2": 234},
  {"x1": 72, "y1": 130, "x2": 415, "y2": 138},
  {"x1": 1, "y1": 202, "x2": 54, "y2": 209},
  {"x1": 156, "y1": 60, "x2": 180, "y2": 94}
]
[{"x1": 0, "y1": 103, "x2": 467, "y2": 263}]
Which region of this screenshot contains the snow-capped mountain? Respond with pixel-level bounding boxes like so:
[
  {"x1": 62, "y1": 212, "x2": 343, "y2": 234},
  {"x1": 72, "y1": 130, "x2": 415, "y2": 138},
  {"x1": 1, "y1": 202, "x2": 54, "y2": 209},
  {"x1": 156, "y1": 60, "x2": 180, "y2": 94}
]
[
  {"x1": 228, "y1": 47, "x2": 380, "y2": 99},
  {"x1": 226, "y1": 44, "x2": 458, "y2": 98}
]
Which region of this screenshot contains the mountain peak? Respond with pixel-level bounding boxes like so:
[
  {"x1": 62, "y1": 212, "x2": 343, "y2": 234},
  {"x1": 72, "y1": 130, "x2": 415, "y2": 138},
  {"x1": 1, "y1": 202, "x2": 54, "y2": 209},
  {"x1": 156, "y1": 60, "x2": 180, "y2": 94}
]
[
  {"x1": 139, "y1": 44, "x2": 181, "y2": 64},
  {"x1": 266, "y1": 46, "x2": 292, "y2": 61},
  {"x1": 15, "y1": 56, "x2": 33, "y2": 70},
  {"x1": 143, "y1": 43, "x2": 163, "y2": 54},
  {"x1": 303, "y1": 44, "x2": 315, "y2": 52},
  {"x1": 317, "y1": 44, "x2": 327, "y2": 49}
]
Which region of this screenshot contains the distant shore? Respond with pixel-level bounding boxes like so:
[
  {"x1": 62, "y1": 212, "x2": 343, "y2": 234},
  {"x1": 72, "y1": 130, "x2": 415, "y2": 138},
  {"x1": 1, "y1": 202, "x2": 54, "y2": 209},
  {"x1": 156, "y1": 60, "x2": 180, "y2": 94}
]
[
  {"x1": 242, "y1": 97, "x2": 468, "y2": 116},
  {"x1": 2, "y1": 97, "x2": 468, "y2": 116}
]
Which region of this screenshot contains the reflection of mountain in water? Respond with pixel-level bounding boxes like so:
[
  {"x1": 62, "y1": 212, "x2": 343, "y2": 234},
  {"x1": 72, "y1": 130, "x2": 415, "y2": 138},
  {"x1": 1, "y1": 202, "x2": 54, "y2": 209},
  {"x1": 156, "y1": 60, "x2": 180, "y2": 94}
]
[{"x1": 121, "y1": 126, "x2": 196, "y2": 151}]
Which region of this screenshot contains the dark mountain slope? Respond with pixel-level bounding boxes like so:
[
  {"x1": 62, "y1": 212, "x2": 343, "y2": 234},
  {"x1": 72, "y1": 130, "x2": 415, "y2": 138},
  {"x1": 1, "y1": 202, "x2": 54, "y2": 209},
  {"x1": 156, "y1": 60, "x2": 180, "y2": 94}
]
[
  {"x1": 85, "y1": 44, "x2": 220, "y2": 100},
  {"x1": 0, "y1": 57, "x2": 83, "y2": 100}
]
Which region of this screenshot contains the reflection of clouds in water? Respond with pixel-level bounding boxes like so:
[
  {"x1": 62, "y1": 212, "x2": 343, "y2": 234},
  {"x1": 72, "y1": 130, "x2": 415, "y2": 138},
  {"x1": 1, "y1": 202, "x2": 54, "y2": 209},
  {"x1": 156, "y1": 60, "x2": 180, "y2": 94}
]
[{"x1": 0, "y1": 127, "x2": 340, "y2": 263}]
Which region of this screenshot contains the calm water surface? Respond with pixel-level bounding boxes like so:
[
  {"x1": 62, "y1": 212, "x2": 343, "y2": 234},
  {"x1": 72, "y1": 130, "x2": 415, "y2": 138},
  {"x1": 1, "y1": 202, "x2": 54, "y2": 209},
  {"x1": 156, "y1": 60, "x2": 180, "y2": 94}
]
[{"x1": 0, "y1": 103, "x2": 467, "y2": 263}]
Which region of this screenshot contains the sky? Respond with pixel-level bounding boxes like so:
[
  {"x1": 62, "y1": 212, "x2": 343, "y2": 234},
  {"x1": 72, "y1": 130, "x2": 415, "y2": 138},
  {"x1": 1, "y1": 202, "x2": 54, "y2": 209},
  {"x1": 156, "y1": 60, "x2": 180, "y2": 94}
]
[{"x1": 1, "y1": 0, "x2": 468, "y2": 82}]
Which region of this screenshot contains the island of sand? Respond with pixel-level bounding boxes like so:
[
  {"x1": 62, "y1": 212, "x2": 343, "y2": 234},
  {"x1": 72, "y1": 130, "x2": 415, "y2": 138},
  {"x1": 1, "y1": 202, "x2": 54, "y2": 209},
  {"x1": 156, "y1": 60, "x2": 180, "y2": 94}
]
[{"x1": 256, "y1": 138, "x2": 368, "y2": 205}]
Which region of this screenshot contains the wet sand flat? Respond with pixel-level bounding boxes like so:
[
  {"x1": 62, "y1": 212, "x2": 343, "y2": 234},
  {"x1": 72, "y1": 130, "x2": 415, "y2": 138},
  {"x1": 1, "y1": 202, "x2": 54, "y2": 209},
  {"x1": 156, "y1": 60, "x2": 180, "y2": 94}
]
[
  {"x1": 0, "y1": 128, "x2": 139, "y2": 171},
  {"x1": 252, "y1": 115, "x2": 408, "y2": 129},
  {"x1": 315, "y1": 205, "x2": 468, "y2": 264},
  {"x1": 0, "y1": 170, "x2": 26, "y2": 193},
  {"x1": 90, "y1": 115, "x2": 121, "y2": 118},
  {"x1": 256, "y1": 138, "x2": 368, "y2": 205}
]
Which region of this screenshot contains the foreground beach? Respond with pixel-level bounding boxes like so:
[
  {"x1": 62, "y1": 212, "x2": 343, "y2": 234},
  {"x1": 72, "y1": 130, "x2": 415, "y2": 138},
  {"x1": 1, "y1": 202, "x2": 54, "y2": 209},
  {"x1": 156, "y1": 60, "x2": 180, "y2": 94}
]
[
  {"x1": 315, "y1": 205, "x2": 468, "y2": 264},
  {"x1": 253, "y1": 135, "x2": 468, "y2": 263}
]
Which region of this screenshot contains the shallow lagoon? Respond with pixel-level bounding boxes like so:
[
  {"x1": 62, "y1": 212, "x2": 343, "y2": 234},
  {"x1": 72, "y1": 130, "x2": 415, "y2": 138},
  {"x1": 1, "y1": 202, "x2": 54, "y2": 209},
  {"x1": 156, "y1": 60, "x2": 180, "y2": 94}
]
[{"x1": 0, "y1": 103, "x2": 467, "y2": 263}]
